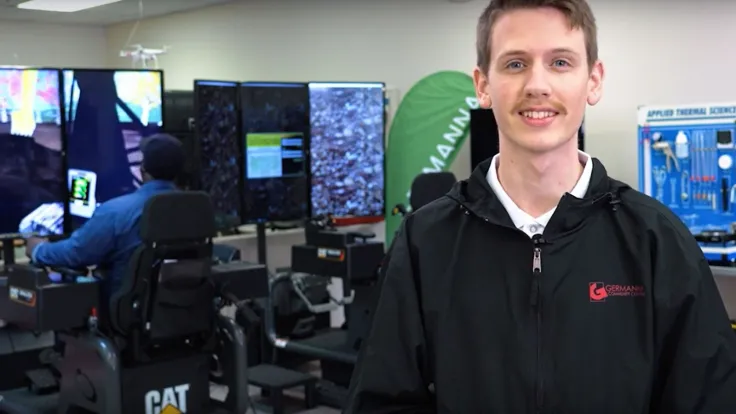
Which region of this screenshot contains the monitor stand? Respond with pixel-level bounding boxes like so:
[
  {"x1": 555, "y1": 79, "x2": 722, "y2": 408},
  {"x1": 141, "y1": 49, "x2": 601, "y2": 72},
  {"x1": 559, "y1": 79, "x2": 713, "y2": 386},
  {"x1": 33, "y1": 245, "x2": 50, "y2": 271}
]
[{"x1": 256, "y1": 222, "x2": 267, "y2": 268}]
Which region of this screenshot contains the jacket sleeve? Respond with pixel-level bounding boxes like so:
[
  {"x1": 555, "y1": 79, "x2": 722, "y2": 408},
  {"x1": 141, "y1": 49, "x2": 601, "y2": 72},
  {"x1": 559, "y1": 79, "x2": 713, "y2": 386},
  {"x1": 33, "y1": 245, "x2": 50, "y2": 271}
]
[
  {"x1": 653, "y1": 223, "x2": 736, "y2": 413},
  {"x1": 33, "y1": 204, "x2": 117, "y2": 269},
  {"x1": 343, "y1": 217, "x2": 434, "y2": 414}
]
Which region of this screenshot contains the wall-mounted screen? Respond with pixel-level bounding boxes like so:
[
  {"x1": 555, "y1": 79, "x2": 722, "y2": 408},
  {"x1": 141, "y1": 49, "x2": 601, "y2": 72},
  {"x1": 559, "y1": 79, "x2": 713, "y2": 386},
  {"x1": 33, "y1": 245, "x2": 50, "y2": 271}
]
[
  {"x1": 240, "y1": 82, "x2": 308, "y2": 222},
  {"x1": 194, "y1": 80, "x2": 241, "y2": 230},
  {"x1": 308, "y1": 82, "x2": 385, "y2": 217},
  {"x1": 64, "y1": 69, "x2": 163, "y2": 230},
  {"x1": 0, "y1": 68, "x2": 65, "y2": 237}
]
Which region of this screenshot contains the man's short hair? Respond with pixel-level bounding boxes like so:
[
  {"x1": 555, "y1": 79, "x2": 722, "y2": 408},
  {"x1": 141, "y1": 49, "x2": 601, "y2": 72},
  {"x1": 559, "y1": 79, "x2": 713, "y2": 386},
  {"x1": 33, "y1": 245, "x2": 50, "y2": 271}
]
[
  {"x1": 476, "y1": 0, "x2": 598, "y2": 74},
  {"x1": 140, "y1": 133, "x2": 185, "y2": 181}
]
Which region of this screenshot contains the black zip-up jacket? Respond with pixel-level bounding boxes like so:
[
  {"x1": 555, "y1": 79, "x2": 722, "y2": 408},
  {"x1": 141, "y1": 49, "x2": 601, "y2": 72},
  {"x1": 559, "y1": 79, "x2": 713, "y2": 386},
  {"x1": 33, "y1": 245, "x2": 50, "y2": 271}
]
[{"x1": 345, "y1": 157, "x2": 736, "y2": 413}]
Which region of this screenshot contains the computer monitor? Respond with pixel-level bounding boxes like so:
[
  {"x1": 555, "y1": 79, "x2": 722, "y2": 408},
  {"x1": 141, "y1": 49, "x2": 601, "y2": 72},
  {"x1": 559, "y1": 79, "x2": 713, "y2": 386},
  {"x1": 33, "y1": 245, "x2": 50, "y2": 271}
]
[
  {"x1": 0, "y1": 68, "x2": 65, "y2": 237},
  {"x1": 194, "y1": 80, "x2": 242, "y2": 230},
  {"x1": 240, "y1": 82, "x2": 309, "y2": 223},
  {"x1": 164, "y1": 90, "x2": 194, "y2": 133},
  {"x1": 308, "y1": 82, "x2": 386, "y2": 218},
  {"x1": 64, "y1": 69, "x2": 164, "y2": 230},
  {"x1": 163, "y1": 90, "x2": 196, "y2": 190}
]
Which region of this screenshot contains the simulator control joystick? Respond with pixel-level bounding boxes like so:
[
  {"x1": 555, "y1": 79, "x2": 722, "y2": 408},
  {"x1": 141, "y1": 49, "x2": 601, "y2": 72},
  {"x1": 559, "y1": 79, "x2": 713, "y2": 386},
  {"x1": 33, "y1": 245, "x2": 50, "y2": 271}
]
[{"x1": 392, "y1": 204, "x2": 407, "y2": 216}]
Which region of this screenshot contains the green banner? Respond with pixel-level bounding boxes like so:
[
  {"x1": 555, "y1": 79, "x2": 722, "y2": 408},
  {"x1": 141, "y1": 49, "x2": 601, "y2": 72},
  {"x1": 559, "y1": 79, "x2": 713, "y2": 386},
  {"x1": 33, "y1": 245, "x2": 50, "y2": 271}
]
[{"x1": 385, "y1": 71, "x2": 478, "y2": 245}]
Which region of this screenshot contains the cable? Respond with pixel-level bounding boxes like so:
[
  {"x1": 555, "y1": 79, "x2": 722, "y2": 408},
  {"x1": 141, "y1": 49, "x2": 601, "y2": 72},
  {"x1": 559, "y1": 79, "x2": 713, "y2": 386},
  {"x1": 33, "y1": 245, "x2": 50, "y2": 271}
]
[{"x1": 122, "y1": 0, "x2": 144, "y2": 49}]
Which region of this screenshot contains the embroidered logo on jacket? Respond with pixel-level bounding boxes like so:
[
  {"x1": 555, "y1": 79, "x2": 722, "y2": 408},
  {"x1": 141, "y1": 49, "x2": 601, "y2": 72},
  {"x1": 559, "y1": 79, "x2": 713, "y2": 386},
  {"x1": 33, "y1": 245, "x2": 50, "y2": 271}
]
[{"x1": 589, "y1": 282, "x2": 645, "y2": 302}]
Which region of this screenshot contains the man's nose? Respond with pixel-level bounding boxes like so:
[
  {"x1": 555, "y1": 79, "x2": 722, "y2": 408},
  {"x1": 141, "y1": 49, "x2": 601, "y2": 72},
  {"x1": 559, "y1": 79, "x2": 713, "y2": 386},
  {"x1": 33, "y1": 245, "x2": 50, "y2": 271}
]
[{"x1": 523, "y1": 64, "x2": 552, "y2": 98}]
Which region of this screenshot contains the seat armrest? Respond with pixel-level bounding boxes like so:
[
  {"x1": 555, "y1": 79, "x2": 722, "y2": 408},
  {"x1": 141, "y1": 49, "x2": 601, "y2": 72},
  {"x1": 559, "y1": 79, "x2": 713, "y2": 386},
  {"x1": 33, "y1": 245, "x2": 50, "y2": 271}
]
[
  {"x1": 30, "y1": 262, "x2": 89, "y2": 283},
  {"x1": 347, "y1": 231, "x2": 375, "y2": 242},
  {"x1": 50, "y1": 266, "x2": 89, "y2": 277}
]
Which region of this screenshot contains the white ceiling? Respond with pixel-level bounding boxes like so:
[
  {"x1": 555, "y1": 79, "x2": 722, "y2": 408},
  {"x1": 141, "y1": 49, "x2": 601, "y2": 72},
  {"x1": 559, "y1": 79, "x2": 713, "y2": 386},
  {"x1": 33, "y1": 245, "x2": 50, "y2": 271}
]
[{"x1": 0, "y1": 0, "x2": 235, "y2": 25}]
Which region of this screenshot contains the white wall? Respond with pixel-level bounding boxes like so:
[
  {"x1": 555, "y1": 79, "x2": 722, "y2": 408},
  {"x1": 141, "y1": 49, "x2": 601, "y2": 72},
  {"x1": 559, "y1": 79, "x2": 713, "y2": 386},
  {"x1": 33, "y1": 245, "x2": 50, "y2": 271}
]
[
  {"x1": 591, "y1": 0, "x2": 736, "y2": 187},
  {"x1": 105, "y1": 0, "x2": 736, "y2": 189},
  {"x1": 0, "y1": 21, "x2": 107, "y2": 68}
]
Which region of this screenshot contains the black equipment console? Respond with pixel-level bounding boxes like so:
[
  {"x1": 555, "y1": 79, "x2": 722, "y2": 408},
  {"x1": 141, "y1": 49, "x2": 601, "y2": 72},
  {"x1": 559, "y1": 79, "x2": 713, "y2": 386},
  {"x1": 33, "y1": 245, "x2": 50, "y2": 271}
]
[
  {"x1": 211, "y1": 261, "x2": 269, "y2": 300},
  {"x1": 0, "y1": 262, "x2": 270, "y2": 333},
  {"x1": 291, "y1": 216, "x2": 384, "y2": 280},
  {"x1": 291, "y1": 242, "x2": 384, "y2": 281},
  {"x1": 1, "y1": 265, "x2": 99, "y2": 332},
  {"x1": 305, "y1": 228, "x2": 372, "y2": 249}
]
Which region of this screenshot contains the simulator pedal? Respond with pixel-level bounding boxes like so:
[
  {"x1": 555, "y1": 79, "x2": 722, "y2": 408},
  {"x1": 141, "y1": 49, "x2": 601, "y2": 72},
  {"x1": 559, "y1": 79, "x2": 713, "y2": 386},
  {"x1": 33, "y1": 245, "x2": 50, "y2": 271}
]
[
  {"x1": 25, "y1": 368, "x2": 58, "y2": 394},
  {"x1": 315, "y1": 380, "x2": 348, "y2": 408}
]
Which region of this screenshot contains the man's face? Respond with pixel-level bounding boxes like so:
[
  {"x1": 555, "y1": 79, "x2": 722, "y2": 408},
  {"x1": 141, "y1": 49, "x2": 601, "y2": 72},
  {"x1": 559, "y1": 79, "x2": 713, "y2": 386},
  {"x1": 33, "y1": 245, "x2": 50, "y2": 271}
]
[{"x1": 473, "y1": 7, "x2": 603, "y2": 154}]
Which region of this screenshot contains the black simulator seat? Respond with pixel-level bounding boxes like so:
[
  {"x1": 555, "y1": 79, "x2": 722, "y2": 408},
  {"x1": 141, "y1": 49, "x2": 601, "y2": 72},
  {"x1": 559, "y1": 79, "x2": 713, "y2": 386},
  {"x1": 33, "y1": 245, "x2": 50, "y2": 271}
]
[
  {"x1": 0, "y1": 192, "x2": 255, "y2": 414},
  {"x1": 261, "y1": 217, "x2": 385, "y2": 408},
  {"x1": 392, "y1": 171, "x2": 457, "y2": 216}
]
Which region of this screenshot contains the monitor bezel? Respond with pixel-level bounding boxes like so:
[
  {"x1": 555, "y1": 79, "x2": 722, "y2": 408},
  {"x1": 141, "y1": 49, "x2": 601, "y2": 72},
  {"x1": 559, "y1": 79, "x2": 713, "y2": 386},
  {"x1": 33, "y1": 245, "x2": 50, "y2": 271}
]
[{"x1": 306, "y1": 81, "x2": 387, "y2": 219}]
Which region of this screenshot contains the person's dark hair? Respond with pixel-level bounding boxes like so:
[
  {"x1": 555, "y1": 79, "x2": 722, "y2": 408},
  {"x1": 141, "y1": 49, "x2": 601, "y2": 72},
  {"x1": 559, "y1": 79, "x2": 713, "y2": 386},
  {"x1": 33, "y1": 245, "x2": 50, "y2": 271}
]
[
  {"x1": 140, "y1": 133, "x2": 185, "y2": 181},
  {"x1": 476, "y1": 0, "x2": 598, "y2": 75}
]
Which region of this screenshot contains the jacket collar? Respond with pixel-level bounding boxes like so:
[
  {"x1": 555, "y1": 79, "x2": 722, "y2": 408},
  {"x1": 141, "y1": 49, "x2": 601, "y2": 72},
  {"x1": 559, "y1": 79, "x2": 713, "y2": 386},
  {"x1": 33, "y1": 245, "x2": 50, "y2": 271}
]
[
  {"x1": 447, "y1": 156, "x2": 630, "y2": 239},
  {"x1": 137, "y1": 179, "x2": 176, "y2": 192}
]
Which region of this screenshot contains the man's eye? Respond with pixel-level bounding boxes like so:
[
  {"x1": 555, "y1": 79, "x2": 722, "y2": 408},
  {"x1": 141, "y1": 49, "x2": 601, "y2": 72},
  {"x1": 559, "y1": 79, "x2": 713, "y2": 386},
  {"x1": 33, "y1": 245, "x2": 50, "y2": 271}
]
[
  {"x1": 506, "y1": 61, "x2": 524, "y2": 70},
  {"x1": 552, "y1": 60, "x2": 570, "y2": 67}
]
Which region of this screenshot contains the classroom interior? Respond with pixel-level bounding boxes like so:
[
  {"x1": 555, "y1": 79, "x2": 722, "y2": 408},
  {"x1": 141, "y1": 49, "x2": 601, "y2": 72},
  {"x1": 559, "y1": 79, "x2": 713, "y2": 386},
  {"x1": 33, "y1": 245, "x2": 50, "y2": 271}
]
[{"x1": 0, "y1": 0, "x2": 735, "y2": 413}]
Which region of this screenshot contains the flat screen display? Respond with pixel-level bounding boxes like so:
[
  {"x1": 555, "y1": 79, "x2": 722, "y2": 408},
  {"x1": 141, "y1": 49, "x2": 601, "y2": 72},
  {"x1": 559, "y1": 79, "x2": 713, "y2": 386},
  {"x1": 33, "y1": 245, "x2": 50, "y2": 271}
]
[
  {"x1": 64, "y1": 69, "x2": 163, "y2": 229},
  {"x1": 240, "y1": 82, "x2": 308, "y2": 222},
  {"x1": 308, "y1": 82, "x2": 385, "y2": 217},
  {"x1": 0, "y1": 68, "x2": 65, "y2": 237},
  {"x1": 194, "y1": 80, "x2": 241, "y2": 230}
]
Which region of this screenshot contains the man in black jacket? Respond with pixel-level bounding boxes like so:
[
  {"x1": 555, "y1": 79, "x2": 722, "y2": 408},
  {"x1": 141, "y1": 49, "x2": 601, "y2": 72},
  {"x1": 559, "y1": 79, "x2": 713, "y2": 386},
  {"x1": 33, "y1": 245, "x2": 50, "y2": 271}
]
[{"x1": 344, "y1": 0, "x2": 736, "y2": 413}]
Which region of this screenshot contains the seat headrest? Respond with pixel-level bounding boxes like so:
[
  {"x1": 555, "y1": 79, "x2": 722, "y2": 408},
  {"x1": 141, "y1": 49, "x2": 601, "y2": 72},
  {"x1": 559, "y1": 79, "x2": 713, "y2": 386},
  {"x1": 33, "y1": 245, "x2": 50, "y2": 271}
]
[
  {"x1": 410, "y1": 172, "x2": 457, "y2": 211},
  {"x1": 140, "y1": 191, "x2": 216, "y2": 243}
]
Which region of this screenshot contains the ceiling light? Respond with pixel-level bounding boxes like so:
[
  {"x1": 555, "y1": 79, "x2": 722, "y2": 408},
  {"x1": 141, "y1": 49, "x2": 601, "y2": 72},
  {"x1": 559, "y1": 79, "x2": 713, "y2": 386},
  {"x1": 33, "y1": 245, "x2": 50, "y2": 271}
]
[{"x1": 17, "y1": 0, "x2": 123, "y2": 12}]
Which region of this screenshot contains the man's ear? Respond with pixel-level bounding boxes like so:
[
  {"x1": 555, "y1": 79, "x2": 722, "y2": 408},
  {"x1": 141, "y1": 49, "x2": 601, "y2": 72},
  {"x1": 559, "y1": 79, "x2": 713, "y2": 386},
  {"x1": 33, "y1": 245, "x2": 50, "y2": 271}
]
[
  {"x1": 473, "y1": 66, "x2": 492, "y2": 109},
  {"x1": 587, "y1": 60, "x2": 605, "y2": 106}
]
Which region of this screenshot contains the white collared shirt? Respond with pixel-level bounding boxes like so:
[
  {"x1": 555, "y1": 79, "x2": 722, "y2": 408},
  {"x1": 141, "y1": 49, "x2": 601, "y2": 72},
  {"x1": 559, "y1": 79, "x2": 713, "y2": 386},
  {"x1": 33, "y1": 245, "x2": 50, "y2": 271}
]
[{"x1": 486, "y1": 151, "x2": 593, "y2": 238}]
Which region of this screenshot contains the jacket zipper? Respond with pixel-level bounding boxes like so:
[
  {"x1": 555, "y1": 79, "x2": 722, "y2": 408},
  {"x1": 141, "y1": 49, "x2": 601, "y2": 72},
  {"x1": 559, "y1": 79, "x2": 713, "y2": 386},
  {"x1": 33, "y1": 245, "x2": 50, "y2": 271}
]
[
  {"x1": 456, "y1": 199, "x2": 548, "y2": 410},
  {"x1": 531, "y1": 235, "x2": 544, "y2": 413}
]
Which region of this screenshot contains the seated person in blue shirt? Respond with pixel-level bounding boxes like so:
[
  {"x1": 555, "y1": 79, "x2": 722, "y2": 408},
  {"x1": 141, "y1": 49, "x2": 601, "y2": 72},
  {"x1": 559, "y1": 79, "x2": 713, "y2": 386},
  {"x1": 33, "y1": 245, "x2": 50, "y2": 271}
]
[{"x1": 24, "y1": 133, "x2": 185, "y2": 296}]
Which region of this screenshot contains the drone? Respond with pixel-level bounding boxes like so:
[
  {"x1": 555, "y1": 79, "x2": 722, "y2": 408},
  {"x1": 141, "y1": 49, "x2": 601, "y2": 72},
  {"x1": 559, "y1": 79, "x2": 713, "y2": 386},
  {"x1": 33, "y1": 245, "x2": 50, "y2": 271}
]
[{"x1": 119, "y1": 44, "x2": 170, "y2": 69}]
